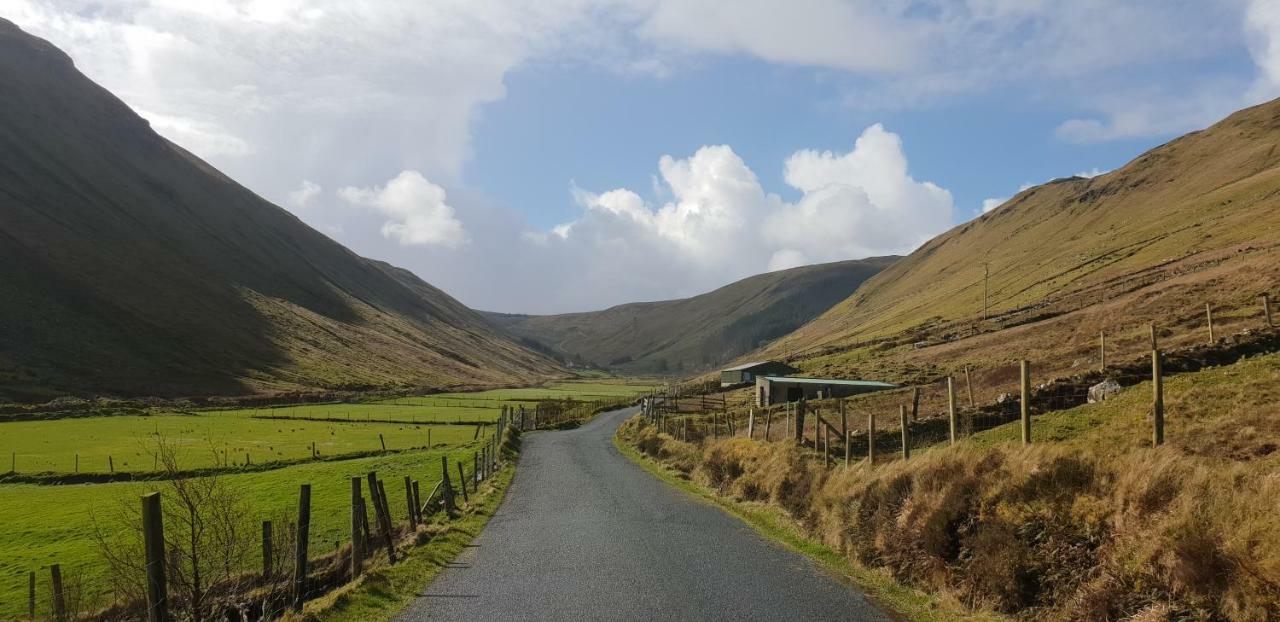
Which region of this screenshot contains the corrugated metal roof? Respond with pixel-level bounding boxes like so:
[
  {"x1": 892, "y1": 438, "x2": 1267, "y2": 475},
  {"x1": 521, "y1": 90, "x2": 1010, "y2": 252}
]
[
  {"x1": 758, "y1": 376, "x2": 897, "y2": 388},
  {"x1": 721, "y1": 360, "x2": 783, "y2": 372}
]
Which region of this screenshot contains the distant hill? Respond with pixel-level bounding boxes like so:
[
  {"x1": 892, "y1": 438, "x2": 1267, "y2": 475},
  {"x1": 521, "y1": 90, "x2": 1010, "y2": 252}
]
[
  {"x1": 485, "y1": 258, "x2": 896, "y2": 375},
  {"x1": 761, "y1": 97, "x2": 1280, "y2": 383},
  {"x1": 0, "y1": 20, "x2": 562, "y2": 400}
]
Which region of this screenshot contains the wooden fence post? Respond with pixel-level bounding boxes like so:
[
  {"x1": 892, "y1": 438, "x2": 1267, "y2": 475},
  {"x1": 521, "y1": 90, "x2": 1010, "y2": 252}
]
[
  {"x1": 844, "y1": 431, "x2": 851, "y2": 467},
  {"x1": 440, "y1": 457, "x2": 457, "y2": 516},
  {"x1": 965, "y1": 365, "x2": 975, "y2": 408},
  {"x1": 947, "y1": 376, "x2": 957, "y2": 445},
  {"x1": 412, "y1": 480, "x2": 422, "y2": 524},
  {"x1": 867, "y1": 412, "x2": 876, "y2": 465},
  {"x1": 349, "y1": 478, "x2": 362, "y2": 577},
  {"x1": 293, "y1": 484, "x2": 311, "y2": 611},
  {"x1": 1150, "y1": 323, "x2": 1158, "y2": 350},
  {"x1": 456, "y1": 462, "x2": 470, "y2": 504},
  {"x1": 899, "y1": 405, "x2": 910, "y2": 460},
  {"x1": 1264, "y1": 294, "x2": 1273, "y2": 328},
  {"x1": 379, "y1": 434, "x2": 386, "y2": 452},
  {"x1": 1099, "y1": 331, "x2": 1106, "y2": 371},
  {"x1": 794, "y1": 398, "x2": 807, "y2": 446},
  {"x1": 109, "y1": 455, "x2": 113, "y2": 473},
  {"x1": 141, "y1": 492, "x2": 167, "y2": 622},
  {"x1": 1153, "y1": 349, "x2": 1164, "y2": 446},
  {"x1": 839, "y1": 400, "x2": 848, "y2": 456},
  {"x1": 1206, "y1": 303, "x2": 1215, "y2": 344},
  {"x1": 404, "y1": 475, "x2": 418, "y2": 527},
  {"x1": 367, "y1": 473, "x2": 397, "y2": 563},
  {"x1": 375, "y1": 480, "x2": 394, "y2": 560},
  {"x1": 1020, "y1": 360, "x2": 1032, "y2": 445},
  {"x1": 262, "y1": 520, "x2": 274, "y2": 579},
  {"x1": 910, "y1": 388, "x2": 921, "y2": 422},
  {"x1": 747, "y1": 409, "x2": 755, "y2": 439},
  {"x1": 51, "y1": 564, "x2": 66, "y2": 622}
]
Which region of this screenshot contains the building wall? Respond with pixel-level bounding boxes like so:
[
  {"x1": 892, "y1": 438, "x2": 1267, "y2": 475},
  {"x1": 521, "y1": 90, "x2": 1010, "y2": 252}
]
[{"x1": 755, "y1": 378, "x2": 891, "y2": 406}]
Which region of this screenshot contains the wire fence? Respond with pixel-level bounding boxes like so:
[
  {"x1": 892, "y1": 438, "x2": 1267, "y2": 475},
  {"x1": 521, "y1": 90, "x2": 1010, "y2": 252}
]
[{"x1": 640, "y1": 291, "x2": 1278, "y2": 465}]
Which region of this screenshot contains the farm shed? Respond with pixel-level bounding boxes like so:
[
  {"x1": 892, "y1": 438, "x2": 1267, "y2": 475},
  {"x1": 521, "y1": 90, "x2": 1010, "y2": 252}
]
[
  {"x1": 720, "y1": 360, "x2": 799, "y2": 387},
  {"x1": 755, "y1": 375, "x2": 896, "y2": 406}
]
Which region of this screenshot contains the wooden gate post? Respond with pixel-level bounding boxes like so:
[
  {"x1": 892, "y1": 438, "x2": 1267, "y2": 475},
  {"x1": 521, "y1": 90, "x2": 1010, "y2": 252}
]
[
  {"x1": 141, "y1": 492, "x2": 168, "y2": 622},
  {"x1": 747, "y1": 409, "x2": 755, "y2": 439},
  {"x1": 866, "y1": 412, "x2": 877, "y2": 465},
  {"x1": 899, "y1": 405, "x2": 910, "y2": 460},
  {"x1": 262, "y1": 520, "x2": 274, "y2": 578},
  {"x1": 1264, "y1": 294, "x2": 1273, "y2": 328},
  {"x1": 349, "y1": 478, "x2": 363, "y2": 577},
  {"x1": 1020, "y1": 360, "x2": 1032, "y2": 445},
  {"x1": 1153, "y1": 349, "x2": 1165, "y2": 446},
  {"x1": 947, "y1": 376, "x2": 957, "y2": 445}
]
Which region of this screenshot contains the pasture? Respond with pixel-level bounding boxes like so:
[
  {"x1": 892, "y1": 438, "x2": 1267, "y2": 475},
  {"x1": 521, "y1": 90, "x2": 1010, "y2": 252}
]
[{"x1": 0, "y1": 379, "x2": 659, "y2": 619}]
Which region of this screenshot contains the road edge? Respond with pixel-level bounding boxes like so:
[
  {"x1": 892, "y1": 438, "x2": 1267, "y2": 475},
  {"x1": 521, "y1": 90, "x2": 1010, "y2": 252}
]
[
  {"x1": 612, "y1": 428, "x2": 1005, "y2": 622},
  {"x1": 295, "y1": 463, "x2": 518, "y2": 622}
]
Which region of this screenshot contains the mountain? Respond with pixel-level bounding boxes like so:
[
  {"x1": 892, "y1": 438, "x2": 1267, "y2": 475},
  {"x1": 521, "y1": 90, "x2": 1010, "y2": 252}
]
[
  {"x1": 0, "y1": 20, "x2": 562, "y2": 400},
  {"x1": 761, "y1": 98, "x2": 1280, "y2": 382},
  {"x1": 485, "y1": 258, "x2": 897, "y2": 374}
]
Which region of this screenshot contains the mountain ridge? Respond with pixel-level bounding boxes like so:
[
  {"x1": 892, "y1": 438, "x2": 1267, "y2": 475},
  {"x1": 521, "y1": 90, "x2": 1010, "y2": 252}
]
[
  {"x1": 0, "y1": 19, "x2": 562, "y2": 400},
  {"x1": 485, "y1": 257, "x2": 896, "y2": 374}
]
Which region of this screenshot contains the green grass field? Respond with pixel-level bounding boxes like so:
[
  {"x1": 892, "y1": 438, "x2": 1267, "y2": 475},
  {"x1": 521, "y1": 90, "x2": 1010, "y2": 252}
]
[
  {"x1": 0, "y1": 379, "x2": 657, "y2": 619},
  {"x1": 0, "y1": 416, "x2": 473, "y2": 474}
]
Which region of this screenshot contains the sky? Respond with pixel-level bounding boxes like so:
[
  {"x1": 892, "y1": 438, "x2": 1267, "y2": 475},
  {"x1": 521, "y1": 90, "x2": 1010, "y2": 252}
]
[{"x1": 5, "y1": 0, "x2": 1279, "y2": 313}]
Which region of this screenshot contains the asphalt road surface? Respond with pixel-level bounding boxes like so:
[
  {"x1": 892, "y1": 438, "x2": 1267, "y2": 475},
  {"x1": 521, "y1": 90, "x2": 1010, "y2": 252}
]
[{"x1": 397, "y1": 406, "x2": 890, "y2": 621}]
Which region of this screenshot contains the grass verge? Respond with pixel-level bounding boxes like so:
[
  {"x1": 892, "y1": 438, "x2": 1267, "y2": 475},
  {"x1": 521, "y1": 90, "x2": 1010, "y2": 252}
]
[
  {"x1": 296, "y1": 462, "x2": 516, "y2": 621},
  {"x1": 612, "y1": 433, "x2": 1003, "y2": 622}
]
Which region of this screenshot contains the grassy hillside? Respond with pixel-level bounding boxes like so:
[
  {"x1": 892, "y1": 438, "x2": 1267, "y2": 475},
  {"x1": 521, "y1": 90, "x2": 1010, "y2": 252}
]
[
  {"x1": 762, "y1": 98, "x2": 1280, "y2": 388},
  {"x1": 486, "y1": 257, "x2": 896, "y2": 375},
  {"x1": 0, "y1": 20, "x2": 561, "y2": 400}
]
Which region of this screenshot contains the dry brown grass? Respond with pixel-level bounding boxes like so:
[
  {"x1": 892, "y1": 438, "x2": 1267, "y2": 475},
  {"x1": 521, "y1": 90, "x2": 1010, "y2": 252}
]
[{"x1": 620, "y1": 415, "x2": 1280, "y2": 621}]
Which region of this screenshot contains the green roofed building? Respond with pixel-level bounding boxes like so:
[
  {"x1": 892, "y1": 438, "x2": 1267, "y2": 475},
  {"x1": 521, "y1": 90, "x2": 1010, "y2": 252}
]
[
  {"x1": 720, "y1": 360, "x2": 800, "y2": 387},
  {"x1": 755, "y1": 375, "x2": 896, "y2": 406}
]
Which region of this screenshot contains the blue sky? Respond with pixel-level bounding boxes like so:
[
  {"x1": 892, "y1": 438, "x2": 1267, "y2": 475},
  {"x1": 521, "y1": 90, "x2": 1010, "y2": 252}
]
[
  {"x1": 467, "y1": 56, "x2": 1206, "y2": 228},
  {"x1": 6, "y1": 0, "x2": 1278, "y2": 313}
]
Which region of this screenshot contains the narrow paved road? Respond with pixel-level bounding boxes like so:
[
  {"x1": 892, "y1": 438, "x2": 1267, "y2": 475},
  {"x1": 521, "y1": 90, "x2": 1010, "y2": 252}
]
[{"x1": 397, "y1": 406, "x2": 889, "y2": 621}]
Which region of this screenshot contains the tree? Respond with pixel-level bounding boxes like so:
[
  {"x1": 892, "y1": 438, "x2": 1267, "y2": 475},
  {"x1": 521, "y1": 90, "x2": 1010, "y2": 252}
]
[{"x1": 95, "y1": 436, "x2": 253, "y2": 621}]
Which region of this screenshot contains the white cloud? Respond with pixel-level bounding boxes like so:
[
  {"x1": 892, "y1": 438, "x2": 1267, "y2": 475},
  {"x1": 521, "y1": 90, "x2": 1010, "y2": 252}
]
[
  {"x1": 286, "y1": 180, "x2": 322, "y2": 209},
  {"x1": 135, "y1": 108, "x2": 253, "y2": 157},
  {"x1": 981, "y1": 197, "x2": 1006, "y2": 213},
  {"x1": 339, "y1": 171, "x2": 468, "y2": 249},
  {"x1": 516, "y1": 124, "x2": 952, "y2": 310},
  {"x1": 1246, "y1": 0, "x2": 1280, "y2": 100},
  {"x1": 638, "y1": 0, "x2": 921, "y2": 73},
  {"x1": 1075, "y1": 167, "x2": 1108, "y2": 179}
]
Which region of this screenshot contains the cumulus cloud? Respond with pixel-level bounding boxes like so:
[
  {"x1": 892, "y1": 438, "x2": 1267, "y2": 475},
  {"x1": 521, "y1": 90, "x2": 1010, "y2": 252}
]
[
  {"x1": 286, "y1": 180, "x2": 322, "y2": 209},
  {"x1": 519, "y1": 124, "x2": 952, "y2": 309},
  {"x1": 339, "y1": 171, "x2": 468, "y2": 249}
]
